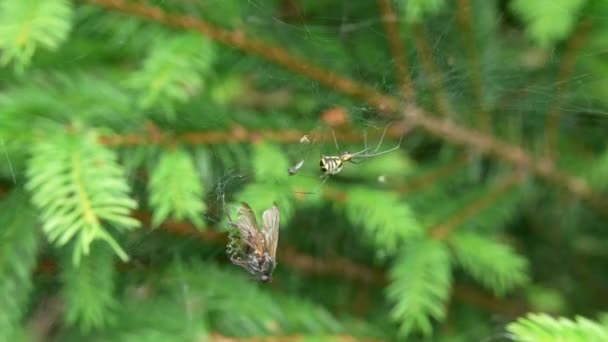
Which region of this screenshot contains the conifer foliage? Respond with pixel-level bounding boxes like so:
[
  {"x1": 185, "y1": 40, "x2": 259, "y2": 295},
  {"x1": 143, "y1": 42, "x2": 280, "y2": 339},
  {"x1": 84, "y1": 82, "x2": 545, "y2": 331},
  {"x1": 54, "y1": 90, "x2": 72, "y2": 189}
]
[{"x1": 1, "y1": 0, "x2": 607, "y2": 341}]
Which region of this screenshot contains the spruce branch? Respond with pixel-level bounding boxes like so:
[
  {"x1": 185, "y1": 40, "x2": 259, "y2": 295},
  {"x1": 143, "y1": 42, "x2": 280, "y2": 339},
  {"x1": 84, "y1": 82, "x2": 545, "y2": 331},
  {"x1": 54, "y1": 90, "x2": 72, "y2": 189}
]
[
  {"x1": 85, "y1": 0, "x2": 608, "y2": 221},
  {"x1": 395, "y1": 154, "x2": 469, "y2": 195},
  {"x1": 84, "y1": 0, "x2": 397, "y2": 112},
  {"x1": 377, "y1": 0, "x2": 416, "y2": 102},
  {"x1": 409, "y1": 24, "x2": 456, "y2": 119},
  {"x1": 98, "y1": 125, "x2": 403, "y2": 147},
  {"x1": 455, "y1": 0, "x2": 491, "y2": 131},
  {"x1": 0, "y1": 0, "x2": 73, "y2": 70},
  {"x1": 404, "y1": 109, "x2": 608, "y2": 218},
  {"x1": 511, "y1": 0, "x2": 588, "y2": 48},
  {"x1": 506, "y1": 313, "x2": 608, "y2": 342},
  {"x1": 401, "y1": 0, "x2": 447, "y2": 24},
  {"x1": 61, "y1": 243, "x2": 118, "y2": 331},
  {"x1": 149, "y1": 148, "x2": 206, "y2": 228},
  {"x1": 128, "y1": 32, "x2": 215, "y2": 115},
  {"x1": 387, "y1": 239, "x2": 452, "y2": 337},
  {"x1": 343, "y1": 187, "x2": 423, "y2": 254},
  {"x1": 543, "y1": 19, "x2": 593, "y2": 160},
  {"x1": 450, "y1": 232, "x2": 529, "y2": 296},
  {"x1": 26, "y1": 296, "x2": 64, "y2": 342},
  {"x1": 0, "y1": 190, "x2": 41, "y2": 342},
  {"x1": 31, "y1": 207, "x2": 531, "y2": 319},
  {"x1": 26, "y1": 129, "x2": 140, "y2": 264},
  {"x1": 208, "y1": 333, "x2": 385, "y2": 341},
  {"x1": 431, "y1": 172, "x2": 524, "y2": 239}
]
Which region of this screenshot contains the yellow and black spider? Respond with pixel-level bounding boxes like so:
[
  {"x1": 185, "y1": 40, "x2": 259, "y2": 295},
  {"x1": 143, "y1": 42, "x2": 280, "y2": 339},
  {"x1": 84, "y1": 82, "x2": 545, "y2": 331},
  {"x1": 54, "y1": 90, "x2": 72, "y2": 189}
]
[{"x1": 319, "y1": 122, "x2": 403, "y2": 182}]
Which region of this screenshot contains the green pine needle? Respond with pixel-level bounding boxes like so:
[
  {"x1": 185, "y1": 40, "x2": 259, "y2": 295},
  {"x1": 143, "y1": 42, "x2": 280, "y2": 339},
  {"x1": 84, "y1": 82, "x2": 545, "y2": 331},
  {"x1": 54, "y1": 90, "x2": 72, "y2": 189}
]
[
  {"x1": 401, "y1": 0, "x2": 446, "y2": 23},
  {"x1": 344, "y1": 187, "x2": 423, "y2": 254},
  {"x1": 61, "y1": 242, "x2": 118, "y2": 332},
  {"x1": 451, "y1": 232, "x2": 529, "y2": 296},
  {"x1": 0, "y1": 190, "x2": 40, "y2": 341},
  {"x1": 253, "y1": 142, "x2": 290, "y2": 182},
  {"x1": 388, "y1": 239, "x2": 452, "y2": 337},
  {"x1": 0, "y1": 0, "x2": 73, "y2": 70},
  {"x1": 511, "y1": 0, "x2": 587, "y2": 47},
  {"x1": 26, "y1": 129, "x2": 140, "y2": 264},
  {"x1": 149, "y1": 148, "x2": 206, "y2": 228},
  {"x1": 128, "y1": 32, "x2": 215, "y2": 114},
  {"x1": 507, "y1": 313, "x2": 608, "y2": 342}
]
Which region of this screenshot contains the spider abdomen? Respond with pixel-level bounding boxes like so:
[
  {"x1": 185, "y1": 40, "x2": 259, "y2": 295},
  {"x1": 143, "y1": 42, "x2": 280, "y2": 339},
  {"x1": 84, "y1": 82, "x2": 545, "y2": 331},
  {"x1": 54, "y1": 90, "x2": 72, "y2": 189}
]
[{"x1": 320, "y1": 156, "x2": 344, "y2": 175}]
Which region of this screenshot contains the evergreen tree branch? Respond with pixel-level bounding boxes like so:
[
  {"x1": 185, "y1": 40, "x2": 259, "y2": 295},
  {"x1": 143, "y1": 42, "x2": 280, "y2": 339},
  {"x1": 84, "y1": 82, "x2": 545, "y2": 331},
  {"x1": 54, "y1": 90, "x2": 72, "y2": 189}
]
[
  {"x1": 32, "y1": 208, "x2": 531, "y2": 320},
  {"x1": 455, "y1": 0, "x2": 491, "y2": 131},
  {"x1": 507, "y1": 313, "x2": 608, "y2": 342},
  {"x1": 26, "y1": 129, "x2": 140, "y2": 264},
  {"x1": 84, "y1": 0, "x2": 397, "y2": 112},
  {"x1": 452, "y1": 284, "x2": 526, "y2": 317},
  {"x1": 26, "y1": 296, "x2": 64, "y2": 342},
  {"x1": 343, "y1": 187, "x2": 424, "y2": 254},
  {"x1": 148, "y1": 148, "x2": 206, "y2": 228},
  {"x1": 409, "y1": 24, "x2": 456, "y2": 119},
  {"x1": 82, "y1": 0, "x2": 608, "y2": 221},
  {"x1": 396, "y1": 153, "x2": 469, "y2": 194},
  {"x1": 451, "y1": 232, "x2": 529, "y2": 296},
  {"x1": 61, "y1": 243, "x2": 118, "y2": 331},
  {"x1": 98, "y1": 125, "x2": 403, "y2": 147},
  {"x1": 543, "y1": 18, "x2": 593, "y2": 160},
  {"x1": 388, "y1": 239, "x2": 452, "y2": 337},
  {"x1": 208, "y1": 333, "x2": 384, "y2": 341},
  {"x1": 0, "y1": 0, "x2": 73, "y2": 70},
  {"x1": 431, "y1": 171, "x2": 524, "y2": 239},
  {"x1": 377, "y1": 0, "x2": 416, "y2": 102},
  {"x1": 0, "y1": 190, "x2": 41, "y2": 342},
  {"x1": 404, "y1": 108, "x2": 608, "y2": 218}
]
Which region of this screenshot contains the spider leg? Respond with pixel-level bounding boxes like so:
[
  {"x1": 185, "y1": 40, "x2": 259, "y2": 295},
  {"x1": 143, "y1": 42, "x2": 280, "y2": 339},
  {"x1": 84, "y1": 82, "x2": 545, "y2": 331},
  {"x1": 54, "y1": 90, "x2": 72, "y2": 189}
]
[
  {"x1": 363, "y1": 138, "x2": 403, "y2": 158},
  {"x1": 331, "y1": 128, "x2": 341, "y2": 154},
  {"x1": 370, "y1": 122, "x2": 392, "y2": 154}
]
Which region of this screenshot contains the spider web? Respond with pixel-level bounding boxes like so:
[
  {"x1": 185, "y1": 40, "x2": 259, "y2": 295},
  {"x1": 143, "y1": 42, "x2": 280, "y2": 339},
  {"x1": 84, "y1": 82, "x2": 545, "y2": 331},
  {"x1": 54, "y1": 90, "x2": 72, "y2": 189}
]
[{"x1": 2, "y1": 0, "x2": 608, "y2": 340}]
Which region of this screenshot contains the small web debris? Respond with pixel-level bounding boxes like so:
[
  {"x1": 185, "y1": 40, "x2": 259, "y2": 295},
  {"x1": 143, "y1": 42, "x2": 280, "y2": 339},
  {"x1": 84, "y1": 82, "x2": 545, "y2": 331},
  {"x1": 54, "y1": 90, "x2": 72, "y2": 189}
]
[
  {"x1": 288, "y1": 159, "x2": 304, "y2": 176},
  {"x1": 299, "y1": 135, "x2": 311, "y2": 144},
  {"x1": 286, "y1": 134, "x2": 313, "y2": 176}
]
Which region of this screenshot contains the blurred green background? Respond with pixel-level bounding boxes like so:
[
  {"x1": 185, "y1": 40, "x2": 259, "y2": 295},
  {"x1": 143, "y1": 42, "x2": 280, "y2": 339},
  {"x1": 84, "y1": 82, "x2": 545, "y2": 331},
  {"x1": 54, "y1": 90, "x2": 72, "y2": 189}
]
[{"x1": 1, "y1": 0, "x2": 608, "y2": 341}]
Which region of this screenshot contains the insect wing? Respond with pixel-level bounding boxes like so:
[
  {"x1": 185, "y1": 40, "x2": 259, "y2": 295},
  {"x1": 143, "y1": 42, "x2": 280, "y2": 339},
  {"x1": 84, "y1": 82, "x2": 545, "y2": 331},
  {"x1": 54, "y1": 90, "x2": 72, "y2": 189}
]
[
  {"x1": 235, "y1": 202, "x2": 265, "y2": 255},
  {"x1": 262, "y1": 203, "x2": 280, "y2": 260}
]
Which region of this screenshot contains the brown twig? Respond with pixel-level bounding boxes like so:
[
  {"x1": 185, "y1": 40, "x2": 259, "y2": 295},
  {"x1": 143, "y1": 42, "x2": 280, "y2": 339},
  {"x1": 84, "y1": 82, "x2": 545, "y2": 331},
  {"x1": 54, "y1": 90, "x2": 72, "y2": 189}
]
[
  {"x1": 98, "y1": 125, "x2": 404, "y2": 147},
  {"x1": 135, "y1": 210, "x2": 387, "y2": 284},
  {"x1": 455, "y1": 0, "x2": 491, "y2": 131},
  {"x1": 431, "y1": 171, "x2": 525, "y2": 239},
  {"x1": 396, "y1": 153, "x2": 470, "y2": 194},
  {"x1": 209, "y1": 333, "x2": 383, "y2": 342},
  {"x1": 32, "y1": 209, "x2": 529, "y2": 318},
  {"x1": 452, "y1": 284, "x2": 527, "y2": 317},
  {"x1": 410, "y1": 24, "x2": 455, "y2": 119},
  {"x1": 147, "y1": 212, "x2": 530, "y2": 317},
  {"x1": 377, "y1": 0, "x2": 416, "y2": 102},
  {"x1": 544, "y1": 19, "x2": 593, "y2": 160},
  {"x1": 84, "y1": 0, "x2": 399, "y2": 113},
  {"x1": 26, "y1": 296, "x2": 65, "y2": 342},
  {"x1": 84, "y1": 0, "x2": 608, "y2": 219},
  {"x1": 404, "y1": 108, "x2": 608, "y2": 218}
]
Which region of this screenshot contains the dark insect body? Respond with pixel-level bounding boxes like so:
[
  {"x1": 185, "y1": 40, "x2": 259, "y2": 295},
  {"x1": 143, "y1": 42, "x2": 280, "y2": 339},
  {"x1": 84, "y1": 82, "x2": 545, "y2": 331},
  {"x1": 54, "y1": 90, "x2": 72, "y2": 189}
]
[{"x1": 226, "y1": 202, "x2": 280, "y2": 283}]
